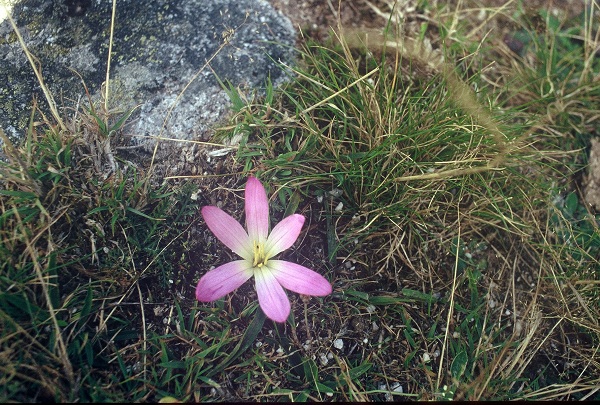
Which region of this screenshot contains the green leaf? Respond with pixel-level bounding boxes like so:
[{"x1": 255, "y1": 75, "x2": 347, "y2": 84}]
[
  {"x1": 450, "y1": 350, "x2": 468, "y2": 380},
  {"x1": 303, "y1": 358, "x2": 318, "y2": 384},
  {"x1": 401, "y1": 288, "x2": 437, "y2": 303},
  {"x1": 87, "y1": 206, "x2": 110, "y2": 215},
  {"x1": 564, "y1": 192, "x2": 578, "y2": 216},
  {"x1": 343, "y1": 289, "x2": 370, "y2": 301},
  {"x1": 283, "y1": 189, "x2": 302, "y2": 218},
  {"x1": 0, "y1": 189, "x2": 37, "y2": 199},
  {"x1": 80, "y1": 284, "x2": 93, "y2": 320},
  {"x1": 159, "y1": 360, "x2": 186, "y2": 369},
  {"x1": 126, "y1": 206, "x2": 161, "y2": 221},
  {"x1": 109, "y1": 107, "x2": 137, "y2": 134},
  {"x1": 369, "y1": 295, "x2": 411, "y2": 305},
  {"x1": 348, "y1": 362, "x2": 372, "y2": 380},
  {"x1": 88, "y1": 109, "x2": 108, "y2": 136},
  {"x1": 315, "y1": 382, "x2": 335, "y2": 394},
  {"x1": 207, "y1": 307, "x2": 266, "y2": 377},
  {"x1": 403, "y1": 328, "x2": 417, "y2": 349}
]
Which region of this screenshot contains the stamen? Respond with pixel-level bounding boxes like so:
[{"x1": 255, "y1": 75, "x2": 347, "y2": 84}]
[{"x1": 253, "y1": 241, "x2": 267, "y2": 267}]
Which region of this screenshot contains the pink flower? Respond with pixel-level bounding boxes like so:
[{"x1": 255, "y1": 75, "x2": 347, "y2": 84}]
[{"x1": 196, "y1": 177, "x2": 332, "y2": 322}]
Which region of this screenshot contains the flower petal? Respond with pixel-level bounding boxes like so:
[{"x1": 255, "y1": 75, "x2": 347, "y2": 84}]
[
  {"x1": 196, "y1": 260, "x2": 253, "y2": 302},
  {"x1": 254, "y1": 267, "x2": 290, "y2": 322},
  {"x1": 245, "y1": 177, "x2": 269, "y2": 243},
  {"x1": 202, "y1": 206, "x2": 252, "y2": 260},
  {"x1": 269, "y1": 260, "x2": 332, "y2": 296},
  {"x1": 264, "y1": 214, "x2": 305, "y2": 258}
]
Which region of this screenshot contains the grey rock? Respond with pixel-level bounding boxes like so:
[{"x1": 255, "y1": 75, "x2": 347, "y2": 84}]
[{"x1": 0, "y1": 0, "x2": 296, "y2": 150}]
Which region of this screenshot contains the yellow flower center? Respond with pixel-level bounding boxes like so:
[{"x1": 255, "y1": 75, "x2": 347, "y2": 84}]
[{"x1": 252, "y1": 241, "x2": 268, "y2": 268}]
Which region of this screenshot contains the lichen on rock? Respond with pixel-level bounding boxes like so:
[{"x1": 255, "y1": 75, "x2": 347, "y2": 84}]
[{"x1": 0, "y1": 0, "x2": 297, "y2": 153}]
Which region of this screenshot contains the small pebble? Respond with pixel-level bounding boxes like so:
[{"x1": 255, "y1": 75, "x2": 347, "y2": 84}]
[
  {"x1": 333, "y1": 339, "x2": 344, "y2": 349},
  {"x1": 391, "y1": 382, "x2": 403, "y2": 393},
  {"x1": 515, "y1": 320, "x2": 523, "y2": 335},
  {"x1": 329, "y1": 188, "x2": 343, "y2": 197}
]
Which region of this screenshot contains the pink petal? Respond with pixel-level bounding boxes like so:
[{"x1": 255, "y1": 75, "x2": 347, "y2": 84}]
[
  {"x1": 196, "y1": 260, "x2": 253, "y2": 302},
  {"x1": 245, "y1": 177, "x2": 269, "y2": 243},
  {"x1": 264, "y1": 214, "x2": 305, "y2": 258},
  {"x1": 269, "y1": 260, "x2": 332, "y2": 296},
  {"x1": 254, "y1": 268, "x2": 290, "y2": 322},
  {"x1": 202, "y1": 206, "x2": 252, "y2": 260}
]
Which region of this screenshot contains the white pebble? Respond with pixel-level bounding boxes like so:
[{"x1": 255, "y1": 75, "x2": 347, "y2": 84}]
[
  {"x1": 333, "y1": 339, "x2": 344, "y2": 349},
  {"x1": 391, "y1": 382, "x2": 403, "y2": 393},
  {"x1": 335, "y1": 202, "x2": 343, "y2": 211},
  {"x1": 515, "y1": 320, "x2": 523, "y2": 335},
  {"x1": 329, "y1": 188, "x2": 343, "y2": 197},
  {"x1": 422, "y1": 352, "x2": 431, "y2": 363}
]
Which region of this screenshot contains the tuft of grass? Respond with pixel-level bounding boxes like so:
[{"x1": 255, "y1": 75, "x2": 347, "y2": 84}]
[{"x1": 0, "y1": 97, "x2": 204, "y2": 401}]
